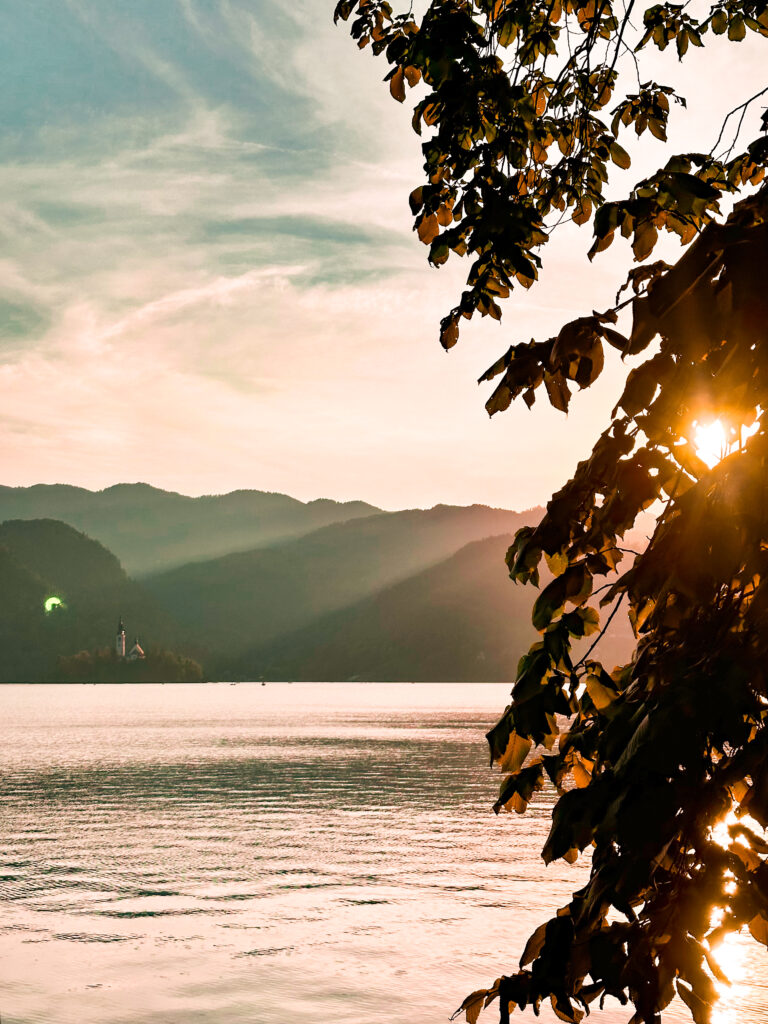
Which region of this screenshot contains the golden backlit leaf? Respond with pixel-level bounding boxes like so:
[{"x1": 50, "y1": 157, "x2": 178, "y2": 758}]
[
  {"x1": 520, "y1": 921, "x2": 548, "y2": 967},
  {"x1": 732, "y1": 841, "x2": 761, "y2": 870},
  {"x1": 728, "y1": 13, "x2": 746, "y2": 39},
  {"x1": 585, "y1": 673, "x2": 617, "y2": 711},
  {"x1": 551, "y1": 994, "x2": 584, "y2": 1023},
  {"x1": 544, "y1": 550, "x2": 568, "y2": 576},
  {"x1": 404, "y1": 64, "x2": 421, "y2": 87},
  {"x1": 408, "y1": 186, "x2": 424, "y2": 213},
  {"x1": 748, "y1": 913, "x2": 768, "y2": 946},
  {"x1": 588, "y1": 229, "x2": 614, "y2": 260},
  {"x1": 389, "y1": 66, "x2": 406, "y2": 103},
  {"x1": 632, "y1": 220, "x2": 658, "y2": 262},
  {"x1": 609, "y1": 141, "x2": 631, "y2": 169},
  {"x1": 572, "y1": 757, "x2": 592, "y2": 788},
  {"x1": 629, "y1": 597, "x2": 655, "y2": 634},
  {"x1": 532, "y1": 85, "x2": 548, "y2": 116},
  {"x1": 440, "y1": 317, "x2": 459, "y2": 350},
  {"x1": 731, "y1": 779, "x2": 749, "y2": 803},
  {"x1": 422, "y1": 101, "x2": 441, "y2": 125},
  {"x1": 544, "y1": 371, "x2": 571, "y2": 412},
  {"x1": 572, "y1": 199, "x2": 592, "y2": 226},
  {"x1": 417, "y1": 214, "x2": 439, "y2": 245},
  {"x1": 437, "y1": 203, "x2": 454, "y2": 227},
  {"x1": 454, "y1": 988, "x2": 489, "y2": 1024},
  {"x1": 484, "y1": 980, "x2": 502, "y2": 1007},
  {"x1": 578, "y1": 606, "x2": 600, "y2": 636},
  {"x1": 511, "y1": 792, "x2": 528, "y2": 814},
  {"x1": 498, "y1": 732, "x2": 533, "y2": 773},
  {"x1": 711, "y1": 9, "x2": 728, "y2": 33}
]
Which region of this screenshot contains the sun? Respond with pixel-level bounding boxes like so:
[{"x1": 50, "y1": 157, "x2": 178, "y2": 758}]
[
  {"x1": 694, "y1": 420, "x2": 728, "y2": 469},
  {"x1": 693, "y1": 416, "x2": 761, "y2": 468},
  {"x1": 43, "y1": 595, "x2": 64, "y2": 613}
]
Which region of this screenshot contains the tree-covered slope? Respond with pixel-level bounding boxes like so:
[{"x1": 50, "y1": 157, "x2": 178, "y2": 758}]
[
  {"x1": 0, "y1": 519, "x2": 178, "y2": 681},
  {"x1": 0, "y1": 510, "x2": 633, "y2": 682},
  {"x1": 144, "y1": 504, "x2": 543, "y2": 661},
  {"x1": 226, "y1": 534, "x2": 635, "y2": 682},
  {"x1": 0, "y1": 518, "x2": 129, "y2": 595},
  {"x1": 0, "y1": 483, "x2": 381, "y2": 576}
]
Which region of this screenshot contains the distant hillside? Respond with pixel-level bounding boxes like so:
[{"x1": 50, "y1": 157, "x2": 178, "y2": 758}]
[
  {"x1": 226, "y1": 534, "x2": 636, "y2": 682},
  {"x1": 144, "y1": 504, "x2": 543, "y2": 662},
  {"x1": 0, "y1": 518, "x2": 128, "y2": 594},
  {"x1": 0, "y1": 484, "x2": 381, "y2": 575},
  {"x1": 0, "y1": 519, "x2": 179, "y2": 681},
  {"x1": 0, "y1": 502, "x2": 638, "y2": 683}
]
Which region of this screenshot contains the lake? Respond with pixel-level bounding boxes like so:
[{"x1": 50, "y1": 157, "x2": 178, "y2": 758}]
[{"x1": 0, "y1": 683, "x2": 763, "y2": 1023}]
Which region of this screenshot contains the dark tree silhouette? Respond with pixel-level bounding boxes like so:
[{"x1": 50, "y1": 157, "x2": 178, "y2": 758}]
[{"x1": 337, "y1": 2, "x2": 768, "y2": 1021}]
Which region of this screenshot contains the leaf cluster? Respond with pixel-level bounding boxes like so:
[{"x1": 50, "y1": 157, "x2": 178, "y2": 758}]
[{"x1": 336, "y1": 0, "x2": 768, "y2": 353}]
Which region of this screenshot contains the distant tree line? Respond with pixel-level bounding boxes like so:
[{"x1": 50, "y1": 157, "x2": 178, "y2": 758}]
[{"x1": 56, "y1": 647, "x2": 204, "y2": 683}]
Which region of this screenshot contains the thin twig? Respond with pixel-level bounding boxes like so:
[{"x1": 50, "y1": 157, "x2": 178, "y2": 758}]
[
  {"x1": 573, "y1": 593, "x2": 627, "y2": 670},
  {"x1": 711, "y1": 85, "x2": 768, "y2": 158}
]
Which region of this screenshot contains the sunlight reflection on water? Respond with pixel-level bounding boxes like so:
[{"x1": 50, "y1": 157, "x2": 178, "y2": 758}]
[{"x1": 0, "y1": 683, "x2": 765, "y2": 1023}]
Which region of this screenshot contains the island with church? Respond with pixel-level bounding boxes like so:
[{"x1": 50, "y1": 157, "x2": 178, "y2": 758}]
[{"x1": 55, "y1": 617, "x2": 204, "y2": 683}]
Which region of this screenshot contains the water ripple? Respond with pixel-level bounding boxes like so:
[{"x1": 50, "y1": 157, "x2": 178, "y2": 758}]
[{"x1": 0, "y1": 683, "x2": 756, "y2": 1024}]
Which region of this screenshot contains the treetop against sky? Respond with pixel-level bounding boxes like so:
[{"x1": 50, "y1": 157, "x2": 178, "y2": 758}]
[{"x1": 0, "y1": 0, "x2": 764, "y2": 509}]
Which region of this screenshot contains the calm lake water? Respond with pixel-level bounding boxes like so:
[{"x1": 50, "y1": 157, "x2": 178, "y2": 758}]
[{"x1": 0, "y1": 683, "x2": 764, "y2": 1024}]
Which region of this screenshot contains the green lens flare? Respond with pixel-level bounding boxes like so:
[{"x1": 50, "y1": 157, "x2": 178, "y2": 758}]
[{"x1": 44, "y1": 596, "x2": 63, "y2": 613}]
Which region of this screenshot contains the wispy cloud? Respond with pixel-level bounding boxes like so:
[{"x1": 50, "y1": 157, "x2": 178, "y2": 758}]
[{"x1": 2, "y1": 1, "x2": 764, "y2": 509}]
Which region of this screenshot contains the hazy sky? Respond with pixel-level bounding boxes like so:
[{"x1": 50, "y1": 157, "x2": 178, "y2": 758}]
[{"x1": 0, "y1": 1, "x2": 764, "y2": 510}]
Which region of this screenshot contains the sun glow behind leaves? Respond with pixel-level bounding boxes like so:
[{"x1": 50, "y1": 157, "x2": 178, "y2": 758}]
[
  {"x1": 705, "y1": 923, "x2": 764, "y2": 1024},
  {"x1": 693, "y1": 418, "x2": 760, "y2": 468},
  {"x1": 43, "y1": 596, "x2": 63, "y2": 613},
  {"x1": 709, "y1": 809, "x2": 740, "y2": 849},
  {"x1": 704, "y1": 807, "x2": 768, "y2": 1022},
  {"x1": 694, "y1": 420, "x2": 728, "y2": 468}
]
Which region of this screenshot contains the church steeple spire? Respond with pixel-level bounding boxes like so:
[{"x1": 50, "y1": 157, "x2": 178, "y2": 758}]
[{"x1": 116, "y1": 617, "x2": 126, "y2": 659}]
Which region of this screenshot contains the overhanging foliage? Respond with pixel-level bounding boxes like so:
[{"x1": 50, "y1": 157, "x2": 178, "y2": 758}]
[{"x1": 336, "y1": 1, "x2": 768, "y2": 1021}]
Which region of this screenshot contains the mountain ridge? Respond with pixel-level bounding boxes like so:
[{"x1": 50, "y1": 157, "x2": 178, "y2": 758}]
[
  {"x1": 142, "y1": 502, "x2": 544, "y2": 661},
  {"x1": 0, "y1": 483, "x2": 381, "y2": 575},
  {"x1": 0, "y1": 490, "x2": 639, "y2": 684}
]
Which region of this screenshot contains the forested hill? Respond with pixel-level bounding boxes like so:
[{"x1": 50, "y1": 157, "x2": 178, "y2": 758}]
[
  {"x1": 0, "y1": 503, "x2": 638, "y2": 682},
  {"x1": 0, "y1": 519, "x2": 177, "y2": 681},
  {"x1": 222, "y1": 534, "x2": 635, "y2": 682},
  {"x1": 143, "y1": 503, "x2": 542, "y2": 663},
  {"x1": 0, "y1": 483, "x2": 380, "y2": 576},
  {"x1": 228, "y1": 534, "x2": 534, "y2": 681}
]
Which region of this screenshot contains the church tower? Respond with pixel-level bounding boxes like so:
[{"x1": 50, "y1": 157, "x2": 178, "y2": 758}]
[{"x1": 116, "y1": 617, "x2": 126, "y2": 659}]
